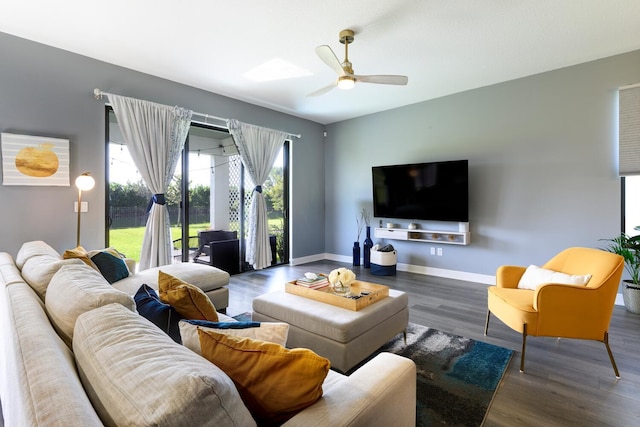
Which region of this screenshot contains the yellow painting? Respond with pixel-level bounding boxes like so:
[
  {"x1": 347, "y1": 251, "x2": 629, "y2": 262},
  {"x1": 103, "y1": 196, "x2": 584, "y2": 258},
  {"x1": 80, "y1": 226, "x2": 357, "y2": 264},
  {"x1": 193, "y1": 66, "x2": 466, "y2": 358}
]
[{"x1": 1, "y1": 133, "x2": 70, "y2": 186}]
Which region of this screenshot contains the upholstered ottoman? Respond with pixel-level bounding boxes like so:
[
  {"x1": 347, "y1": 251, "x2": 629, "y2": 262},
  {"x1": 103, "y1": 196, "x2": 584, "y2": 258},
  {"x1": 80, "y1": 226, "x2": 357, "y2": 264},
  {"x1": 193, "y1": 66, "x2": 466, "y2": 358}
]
[
  {"x1": 252, "y1": 289, "x2": 409, "y2": 373},
  {"x1": 112, "y1": 263, "x2": 230, "y2": 312}
]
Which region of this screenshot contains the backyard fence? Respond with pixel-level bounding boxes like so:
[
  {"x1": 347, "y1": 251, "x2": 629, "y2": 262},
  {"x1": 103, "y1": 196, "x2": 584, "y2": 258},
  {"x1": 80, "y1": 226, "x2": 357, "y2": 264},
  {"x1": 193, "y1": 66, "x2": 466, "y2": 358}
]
[{"x1": 109, "y1": 206, "x2": 210, "y2": 228}]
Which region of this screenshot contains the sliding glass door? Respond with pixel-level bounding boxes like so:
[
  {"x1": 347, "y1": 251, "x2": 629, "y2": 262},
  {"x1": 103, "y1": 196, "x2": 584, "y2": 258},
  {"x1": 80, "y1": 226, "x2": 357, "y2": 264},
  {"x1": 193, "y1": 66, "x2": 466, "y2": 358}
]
[
  {"x1": 105, "y1": 109, "x2": 289, "y2": 269},
  {"x1": 178, "y1": 125, "x2": 238, "y2": 263}
]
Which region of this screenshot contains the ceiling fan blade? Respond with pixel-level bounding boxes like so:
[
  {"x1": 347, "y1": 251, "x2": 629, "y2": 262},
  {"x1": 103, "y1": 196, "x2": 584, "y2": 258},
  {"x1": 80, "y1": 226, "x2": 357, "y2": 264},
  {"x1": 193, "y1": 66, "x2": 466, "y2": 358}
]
[
  {"x1": 355, "y1": 74, "x2": 408, "y2": 85},
  {"x1": 307, "y1": 82, "x2": 337, "y2": 97},
  {"x1": 315, "y1": 45, "x2": 347, "y2": 77}
]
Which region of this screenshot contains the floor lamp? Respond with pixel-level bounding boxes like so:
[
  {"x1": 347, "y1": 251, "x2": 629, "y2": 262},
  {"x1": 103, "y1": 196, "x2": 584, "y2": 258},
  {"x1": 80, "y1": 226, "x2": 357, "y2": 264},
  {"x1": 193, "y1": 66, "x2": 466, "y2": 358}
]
[{"x1": 75, "y1": 172, "x2": 95, "y2": 247}]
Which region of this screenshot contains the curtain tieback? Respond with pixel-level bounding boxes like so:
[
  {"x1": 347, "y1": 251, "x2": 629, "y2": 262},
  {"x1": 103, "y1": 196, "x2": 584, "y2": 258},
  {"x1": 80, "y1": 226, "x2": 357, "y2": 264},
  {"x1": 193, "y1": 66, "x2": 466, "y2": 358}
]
[
  {"x1": 254, "y1": 185, "x2": 262, "y2": 193},
  {"x1": 146, "y1": 194, "x2": 166, "y2": 212}
]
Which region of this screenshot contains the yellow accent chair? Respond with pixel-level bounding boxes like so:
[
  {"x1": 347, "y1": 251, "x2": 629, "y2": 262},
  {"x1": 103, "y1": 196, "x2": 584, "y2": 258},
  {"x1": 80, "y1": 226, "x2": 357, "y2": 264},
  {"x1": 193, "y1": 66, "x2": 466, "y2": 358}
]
[{"x1": 484, "y1": 247, "x2": 624, "y2": 377}]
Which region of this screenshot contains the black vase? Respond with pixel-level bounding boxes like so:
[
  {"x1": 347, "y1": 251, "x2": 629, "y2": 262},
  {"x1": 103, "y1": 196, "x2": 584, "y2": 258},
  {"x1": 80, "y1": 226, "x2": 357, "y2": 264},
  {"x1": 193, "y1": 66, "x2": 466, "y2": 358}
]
[
  {"x1": 353, "y1": 241, "x2": 361, "y2": 266},
  {"x1": 363, "y1": 226, "x2": 373, "y2": 268}
]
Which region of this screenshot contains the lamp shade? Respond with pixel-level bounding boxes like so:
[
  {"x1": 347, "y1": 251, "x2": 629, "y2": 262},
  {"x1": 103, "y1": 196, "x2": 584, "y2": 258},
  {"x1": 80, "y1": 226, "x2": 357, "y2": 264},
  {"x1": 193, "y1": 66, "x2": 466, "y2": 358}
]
[{"x1": 75, "y1": 173, "x2": 95, "y2": 191}]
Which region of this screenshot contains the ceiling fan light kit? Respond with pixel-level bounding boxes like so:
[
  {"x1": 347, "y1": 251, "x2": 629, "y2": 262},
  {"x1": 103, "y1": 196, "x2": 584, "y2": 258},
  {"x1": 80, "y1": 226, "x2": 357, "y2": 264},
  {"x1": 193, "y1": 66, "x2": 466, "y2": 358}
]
[
  {"x1": 309, "y1": 28, "x2": 408, "y2": 96},
  {"x1": 338, "y1": 75, "x2": 356, "y2": 90}
]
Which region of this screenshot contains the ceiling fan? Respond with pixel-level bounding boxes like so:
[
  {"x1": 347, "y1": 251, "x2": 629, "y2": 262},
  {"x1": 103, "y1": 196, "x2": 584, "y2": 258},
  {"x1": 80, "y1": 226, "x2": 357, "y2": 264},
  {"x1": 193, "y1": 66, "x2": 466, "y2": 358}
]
[{"x1": 309, "y1": 29, "x2": 408, "y2": 96}]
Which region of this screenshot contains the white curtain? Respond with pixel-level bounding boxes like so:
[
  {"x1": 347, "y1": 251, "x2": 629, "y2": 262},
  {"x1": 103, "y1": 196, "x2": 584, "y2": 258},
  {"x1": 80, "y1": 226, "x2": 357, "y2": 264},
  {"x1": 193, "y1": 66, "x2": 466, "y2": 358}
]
[
  {"x1": 108, "y1": 94, "x2": 192, "y2": 270},
  {"x1": 228, "y1": 119, "x2": 287, "y2": 270}
]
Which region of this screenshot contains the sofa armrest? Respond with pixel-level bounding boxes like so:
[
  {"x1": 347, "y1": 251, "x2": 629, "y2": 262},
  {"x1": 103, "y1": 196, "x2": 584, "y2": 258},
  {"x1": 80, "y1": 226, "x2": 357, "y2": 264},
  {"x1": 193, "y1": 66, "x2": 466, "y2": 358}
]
[
  {"x1": 124, "y1": 258, "x2": 137, "y2": 274},
  {"x1": 534, "y1": 284, "x2": 614, "y2": 338},
  {"x1": 283, "y1": 353, "x2": 416, "y2": 427},
  {"x1": 496, "y1": 265, "x2": 527, "y2": 288}
]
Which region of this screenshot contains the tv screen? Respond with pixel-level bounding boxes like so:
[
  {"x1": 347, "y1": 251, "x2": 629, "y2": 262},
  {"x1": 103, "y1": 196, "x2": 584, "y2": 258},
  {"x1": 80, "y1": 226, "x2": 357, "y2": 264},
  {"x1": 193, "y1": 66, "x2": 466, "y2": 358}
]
[{"x1": 372, "y1": 160, "x2": 468, "y2": 222}]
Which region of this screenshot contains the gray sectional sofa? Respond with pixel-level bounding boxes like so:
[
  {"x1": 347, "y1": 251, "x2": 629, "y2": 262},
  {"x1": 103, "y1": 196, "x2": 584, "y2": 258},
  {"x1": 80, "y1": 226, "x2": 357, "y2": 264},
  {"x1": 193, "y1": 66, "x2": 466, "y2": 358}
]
[{"x1": 0, "y1": 241, "x2": 417, "y2": 426}]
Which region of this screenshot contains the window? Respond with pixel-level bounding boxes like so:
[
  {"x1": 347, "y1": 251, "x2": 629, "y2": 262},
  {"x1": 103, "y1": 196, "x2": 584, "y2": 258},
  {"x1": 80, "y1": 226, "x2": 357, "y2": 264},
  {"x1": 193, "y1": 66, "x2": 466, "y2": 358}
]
[
  {"x1": 623, "y1": 176, "x2": 640, "y2": 236},
  {"x1": 620, "y1": 84, "x2": 640, "y2": 237}
]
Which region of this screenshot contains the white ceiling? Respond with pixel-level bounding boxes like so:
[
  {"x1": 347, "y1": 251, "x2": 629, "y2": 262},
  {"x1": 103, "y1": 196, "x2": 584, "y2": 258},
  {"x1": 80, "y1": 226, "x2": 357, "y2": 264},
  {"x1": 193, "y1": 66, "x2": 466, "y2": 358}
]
[{"x1": 1, "y1": 1, "x2": 640, "y2": 125}]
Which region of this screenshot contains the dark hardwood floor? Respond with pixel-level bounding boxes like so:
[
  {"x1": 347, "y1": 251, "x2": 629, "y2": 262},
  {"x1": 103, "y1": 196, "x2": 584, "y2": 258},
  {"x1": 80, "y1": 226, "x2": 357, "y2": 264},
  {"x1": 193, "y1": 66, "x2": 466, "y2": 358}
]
[{"x1": 227, "y1": 260, "x2": 640, "y2": 427}]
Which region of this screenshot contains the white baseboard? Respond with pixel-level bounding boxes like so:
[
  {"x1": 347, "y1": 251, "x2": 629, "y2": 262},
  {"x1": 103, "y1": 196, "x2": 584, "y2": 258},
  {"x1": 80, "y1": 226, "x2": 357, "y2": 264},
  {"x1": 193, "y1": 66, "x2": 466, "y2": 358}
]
[
  {"x1": 396, "y1": 263, "x2": 495, "y2": 284},
  {"x1": 615, "y1": 293, "x2": 624, "y2": 306},
  {"x1": 289, "y1": 253, "x2": 329, "y2": 265}
]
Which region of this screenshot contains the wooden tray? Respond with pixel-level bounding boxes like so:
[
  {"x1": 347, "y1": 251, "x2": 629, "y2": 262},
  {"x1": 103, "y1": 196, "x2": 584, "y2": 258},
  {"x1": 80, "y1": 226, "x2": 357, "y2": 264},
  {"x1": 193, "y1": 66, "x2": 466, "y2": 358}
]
[{"x1": 285, "y1": 279, "x2": 389, "y2": 311}]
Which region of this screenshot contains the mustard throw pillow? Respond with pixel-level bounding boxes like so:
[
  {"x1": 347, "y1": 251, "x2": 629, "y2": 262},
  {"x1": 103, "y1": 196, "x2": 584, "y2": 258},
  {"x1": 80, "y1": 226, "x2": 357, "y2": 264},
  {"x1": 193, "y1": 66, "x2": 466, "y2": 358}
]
[
  {"x1": 158, "y1": 270, "x2": 218, "y2": 321},
  {"x1": 63, "y1": 246, "x2": 98, "y2": 270},
  {"x1": 198, "y1": 329, "x2": 329, "y2": 425}
]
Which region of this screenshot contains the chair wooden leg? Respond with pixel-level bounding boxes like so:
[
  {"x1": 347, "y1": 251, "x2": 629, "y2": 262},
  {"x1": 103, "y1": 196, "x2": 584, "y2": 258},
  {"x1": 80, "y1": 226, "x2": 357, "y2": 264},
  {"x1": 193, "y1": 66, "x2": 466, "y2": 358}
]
[
  {"x1": 484, "y1": 309, "x2": 491, "y2": 336},
  {"x1": 520, "y1": 323, "x2": 527, "y2": 373},
  {"x1": 603, "y1": 331, "x2": 620, "y2": 379}
]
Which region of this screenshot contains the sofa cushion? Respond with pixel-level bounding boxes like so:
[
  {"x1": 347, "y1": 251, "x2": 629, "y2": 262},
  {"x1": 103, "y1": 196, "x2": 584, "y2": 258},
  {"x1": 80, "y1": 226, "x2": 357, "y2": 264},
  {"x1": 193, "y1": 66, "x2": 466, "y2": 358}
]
[
  {"x1": 73, "y1": 303, "x2": 256, "y2": 427},
  {"x1": 198, "y1": 329, "x2": 329, "y2": 425},
  {"x1": 517, "y1": 265, "x2": 592, "y2": 290},
  {"x1": 3, "y1": 278, "x2": 104, "y2": 425},
  {"x1": 159, "y1": 270, "x2": 218, "y2": 321},
  {"x1": 21, "y1": 255, "x2": 85, "y2": 300},
  {"x1": 15, "y1": 240, "x2": 61, "y2": 270},
  {"x1": 179, "y1": 319, "x2": 288, "y2": 355},
  {"x1": 135, "y1": 284, "x2": 183, "y2": 343},
  {"x1": 45, "y1": 264, "x2": 136, "y2": 345}
]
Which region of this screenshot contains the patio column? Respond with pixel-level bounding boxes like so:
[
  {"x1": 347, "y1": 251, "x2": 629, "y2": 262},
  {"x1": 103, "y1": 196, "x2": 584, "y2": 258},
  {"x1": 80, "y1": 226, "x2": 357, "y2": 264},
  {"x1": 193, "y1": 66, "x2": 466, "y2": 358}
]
[{"x1": 210, "y1": 155, "x2": 230, "y2": 230}]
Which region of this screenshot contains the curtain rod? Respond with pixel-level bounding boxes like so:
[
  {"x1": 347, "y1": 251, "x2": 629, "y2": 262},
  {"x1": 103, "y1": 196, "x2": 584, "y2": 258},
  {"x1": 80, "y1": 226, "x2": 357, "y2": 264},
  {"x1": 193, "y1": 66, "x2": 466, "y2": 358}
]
[
  {"x1": 619, "y1": 82, "x2": 640, "y2": 90},
  {"x1": 93, "y1": 88, "x2": 302, "y2": 139}
]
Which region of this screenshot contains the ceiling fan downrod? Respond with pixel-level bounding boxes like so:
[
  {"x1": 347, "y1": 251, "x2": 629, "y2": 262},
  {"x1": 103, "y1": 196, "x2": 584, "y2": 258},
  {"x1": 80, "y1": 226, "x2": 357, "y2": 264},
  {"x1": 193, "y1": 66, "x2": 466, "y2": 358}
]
[{"x1": 338, "y1": 29, "x2": 356, "y2": 89}]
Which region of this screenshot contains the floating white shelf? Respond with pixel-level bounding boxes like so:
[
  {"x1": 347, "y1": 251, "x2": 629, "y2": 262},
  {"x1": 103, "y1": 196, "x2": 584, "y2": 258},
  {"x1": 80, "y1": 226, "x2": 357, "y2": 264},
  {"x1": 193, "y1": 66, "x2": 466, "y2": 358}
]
[{"x1": 374, "y1": 227, "x2": 471, "y2": 246}]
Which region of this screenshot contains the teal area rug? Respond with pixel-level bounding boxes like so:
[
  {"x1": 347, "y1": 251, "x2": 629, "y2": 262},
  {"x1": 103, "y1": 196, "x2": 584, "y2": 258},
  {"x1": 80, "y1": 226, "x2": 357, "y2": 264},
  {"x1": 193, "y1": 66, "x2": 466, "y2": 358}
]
[
  {"x1": 232, "y1": 312, "x2": 253, "y2": 322},
  {"x1": 375, "y1": 323, "x2": 513, "y2": 426},
  {"x1": 233, "y1": 314, "x2": 513, "y2": 426}
]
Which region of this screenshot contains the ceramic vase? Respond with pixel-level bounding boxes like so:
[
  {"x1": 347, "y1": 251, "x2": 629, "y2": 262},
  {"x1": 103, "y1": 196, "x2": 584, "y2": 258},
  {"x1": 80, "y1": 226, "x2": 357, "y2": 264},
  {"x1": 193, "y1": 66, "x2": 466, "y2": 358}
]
[
  {"x1": 352, "y1": 241, "x2": 361, "y2": 266},
  {"x1": 363, "y1": 226, "x2": 373, "y2": 268}
]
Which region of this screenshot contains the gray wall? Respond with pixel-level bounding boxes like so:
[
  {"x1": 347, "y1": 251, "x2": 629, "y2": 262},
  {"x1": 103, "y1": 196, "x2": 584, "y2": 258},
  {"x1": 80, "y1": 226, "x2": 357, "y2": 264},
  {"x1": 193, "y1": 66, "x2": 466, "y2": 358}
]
[
  {"x1": 0, "y1": 32, "x2": 325, "y2": 258},
  {"x1": 2, "y1": 29, "x2": 639, "y2": 281},
  {"x1": 325, "y1": 50, "x2": 640, "y2": 279}
]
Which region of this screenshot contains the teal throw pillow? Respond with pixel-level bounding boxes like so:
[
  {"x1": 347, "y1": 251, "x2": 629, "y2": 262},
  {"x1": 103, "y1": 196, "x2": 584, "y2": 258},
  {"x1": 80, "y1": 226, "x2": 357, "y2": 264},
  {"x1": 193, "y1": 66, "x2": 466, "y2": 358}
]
[{"x1": 89, "y1": 248, "x2": 130, "y2": 284}]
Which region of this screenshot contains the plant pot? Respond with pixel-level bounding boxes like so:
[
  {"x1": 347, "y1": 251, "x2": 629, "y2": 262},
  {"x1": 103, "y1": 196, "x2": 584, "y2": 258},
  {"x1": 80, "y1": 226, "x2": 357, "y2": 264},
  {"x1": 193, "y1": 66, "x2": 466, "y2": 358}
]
[{"x1": 622, "y1": 281, "x2": 640, "y2": 314}]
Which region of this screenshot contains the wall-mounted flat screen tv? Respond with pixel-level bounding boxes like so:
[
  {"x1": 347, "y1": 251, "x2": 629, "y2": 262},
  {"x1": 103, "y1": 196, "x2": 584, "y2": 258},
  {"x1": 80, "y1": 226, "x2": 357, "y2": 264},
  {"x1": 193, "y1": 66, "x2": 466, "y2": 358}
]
[{"x1": 372, "y1": 159, "x2": 468, "y2": 222}]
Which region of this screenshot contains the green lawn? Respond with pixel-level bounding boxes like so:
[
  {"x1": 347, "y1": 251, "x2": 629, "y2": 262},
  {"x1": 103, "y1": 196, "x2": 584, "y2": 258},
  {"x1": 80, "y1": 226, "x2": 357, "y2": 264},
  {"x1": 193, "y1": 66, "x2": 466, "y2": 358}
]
[
  {"x1": 110, "y1": 223, "x2": 210, "y2": 261},
  {"x1": 110, "y1": 220, "x2": 281, "y2": 262}
]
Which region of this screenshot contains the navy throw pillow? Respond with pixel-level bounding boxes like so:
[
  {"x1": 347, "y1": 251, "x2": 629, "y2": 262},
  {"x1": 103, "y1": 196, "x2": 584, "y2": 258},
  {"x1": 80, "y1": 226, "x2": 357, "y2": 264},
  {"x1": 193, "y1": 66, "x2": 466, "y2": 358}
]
[
  {"x1": 185, "y1": 319, "x2": 261, "y2": 329},
  {"x1": 134, "y1": 284, "x2": 183, "y2": 343}
]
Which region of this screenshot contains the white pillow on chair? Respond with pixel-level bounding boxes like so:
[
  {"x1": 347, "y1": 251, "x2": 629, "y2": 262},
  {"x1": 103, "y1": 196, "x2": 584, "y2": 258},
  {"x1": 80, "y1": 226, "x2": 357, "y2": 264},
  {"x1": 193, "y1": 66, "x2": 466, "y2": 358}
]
[{"x1": 517, "y1": 265, "x2": 592, "y2": 290}]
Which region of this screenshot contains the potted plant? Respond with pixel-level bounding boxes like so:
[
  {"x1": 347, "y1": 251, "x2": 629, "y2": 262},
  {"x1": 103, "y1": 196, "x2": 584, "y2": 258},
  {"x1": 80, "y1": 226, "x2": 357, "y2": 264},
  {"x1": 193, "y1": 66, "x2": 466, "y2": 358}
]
[{"x1": 601, "y1": 230, "x2": 640, "y2": 314}]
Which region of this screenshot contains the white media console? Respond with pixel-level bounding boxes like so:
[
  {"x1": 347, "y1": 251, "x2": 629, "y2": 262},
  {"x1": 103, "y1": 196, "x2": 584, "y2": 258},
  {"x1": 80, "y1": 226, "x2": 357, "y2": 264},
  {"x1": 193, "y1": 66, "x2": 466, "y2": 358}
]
[{"x1": 374, "y1": 223, "x2": 470, "y2": 246}]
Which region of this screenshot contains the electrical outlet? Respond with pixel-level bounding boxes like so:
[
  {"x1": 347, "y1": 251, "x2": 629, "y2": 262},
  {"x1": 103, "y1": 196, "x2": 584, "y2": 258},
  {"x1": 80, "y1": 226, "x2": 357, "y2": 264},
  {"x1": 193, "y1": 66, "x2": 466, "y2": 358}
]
[
  {"x1": 74, "y1": 201, "x2": 88, "y2": 213},
  {"x1": 430, "y1": 247, "x2": 435, "y2": 255},
  {"x1": 437, "y1": 247, "x2": 443, "y2": 256}
]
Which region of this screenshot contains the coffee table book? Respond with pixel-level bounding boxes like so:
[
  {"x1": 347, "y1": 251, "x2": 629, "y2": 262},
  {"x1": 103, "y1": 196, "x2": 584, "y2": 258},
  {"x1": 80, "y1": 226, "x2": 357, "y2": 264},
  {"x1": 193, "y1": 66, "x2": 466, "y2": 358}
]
[{"x1": 285, "y1": 279, "x2": 389, "y2": 311}]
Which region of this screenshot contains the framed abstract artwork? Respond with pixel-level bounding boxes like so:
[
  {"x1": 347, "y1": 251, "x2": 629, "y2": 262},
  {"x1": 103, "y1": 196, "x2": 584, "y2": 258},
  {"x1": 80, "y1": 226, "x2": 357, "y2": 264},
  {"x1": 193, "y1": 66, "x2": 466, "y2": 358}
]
[{"x1": 1, "y1": 133, "x2": 70, "y2": 186}]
